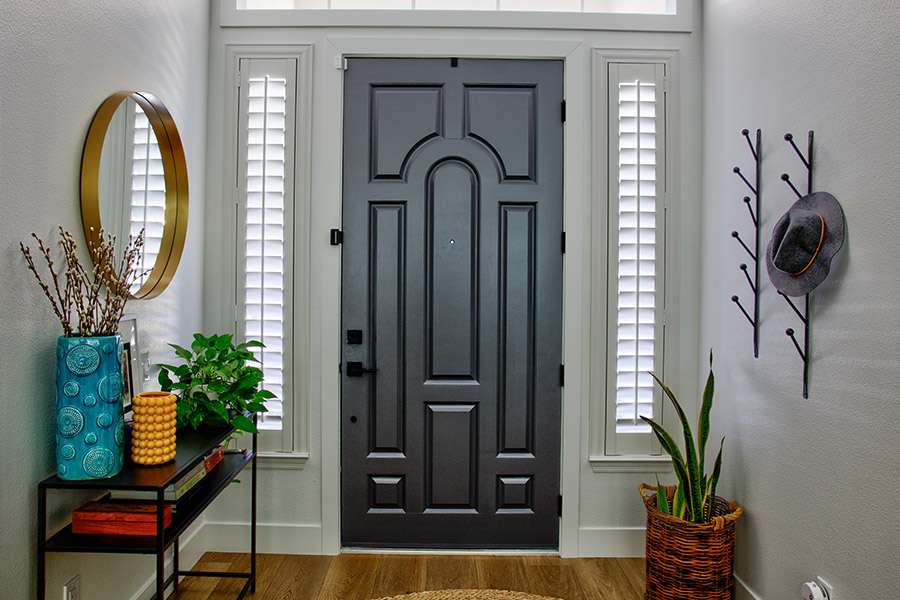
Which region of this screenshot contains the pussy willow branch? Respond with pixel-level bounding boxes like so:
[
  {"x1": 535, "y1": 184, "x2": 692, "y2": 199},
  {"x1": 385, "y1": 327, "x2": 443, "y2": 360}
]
[
  {"x1": 19, "y1": 227, "x2": 144, "y2": 336},
  {"x1": 19, "y1": 238, "x2": 73, "y2": 336}
]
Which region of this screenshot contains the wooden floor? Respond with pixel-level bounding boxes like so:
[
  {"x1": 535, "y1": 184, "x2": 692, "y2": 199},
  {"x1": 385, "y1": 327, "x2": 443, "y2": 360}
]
[{"x1": 167, "y1": 553, "x2": 645, "y2": 600}]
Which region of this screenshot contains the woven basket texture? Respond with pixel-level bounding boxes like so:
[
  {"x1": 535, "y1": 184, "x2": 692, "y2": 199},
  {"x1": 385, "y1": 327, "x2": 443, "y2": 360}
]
[
  {"x1": 374, "y1": 591, "x2": 562, "y2": 600},
  {"x1": 642, "y1": 484, "x2": 743, "y2": 600}
]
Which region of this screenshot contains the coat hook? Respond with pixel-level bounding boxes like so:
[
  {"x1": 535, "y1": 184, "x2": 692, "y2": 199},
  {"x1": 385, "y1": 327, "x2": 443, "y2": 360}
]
[
  {"x1": 784, "y1": 133, "x2": 810, "y2": 169},
  {"x1": 778, "y1": 291, "x2": 807, "y2": 323},
  {"x1": 785, "y1": 328, "x2": 806, "y2": 361},
  {"x1": 781, "y1": 173, "x2": 802, "y2": 198},
  {"x1": 733, "y1": 166, "x2": 758, "y2": 195},
  {"x1": 732, "y1": 296, "x2": 755, "y2": 326},
  {"x1": 742, "y1": 128, "x2": 758, "y2": 160},
  {"x1": 779, "y1": 131, "x2": 814, "y2": 398},
  {"x1": 730, "y1": 128, "x2": 762, "y2": 359},
  {"x1": 740, "y1": 263, "x2": 756, "y2": 293},
  {"x1": 743, "y1": 196, "x2": 757, "y2": 226},
  {"x1": 732, "y1": 230, "x2": 756, "y2": 261}
]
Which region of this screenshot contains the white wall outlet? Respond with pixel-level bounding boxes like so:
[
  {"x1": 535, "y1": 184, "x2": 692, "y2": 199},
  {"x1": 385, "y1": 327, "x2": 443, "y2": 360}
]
[
  {"x1": 63, "y1": 575, "x2": 80, "y2": 600},
  {"x1": 801, "y1": 581, "x2": 827, "y2": 600},
  {"x1": 816, "y1": 576, "x2": 834, "y2": 600}
]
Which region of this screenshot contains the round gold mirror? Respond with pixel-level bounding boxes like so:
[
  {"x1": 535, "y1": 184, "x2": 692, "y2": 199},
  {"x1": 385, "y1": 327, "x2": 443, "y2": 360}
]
[{"x1": 81, "y1": 91, "x2": 188, "y2": 299}]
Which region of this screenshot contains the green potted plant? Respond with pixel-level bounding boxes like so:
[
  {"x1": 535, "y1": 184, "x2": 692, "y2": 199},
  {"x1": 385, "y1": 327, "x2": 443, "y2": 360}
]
[
  {"x1": 158, "y1": 333, "x2": 271, "y2": 434},
  {"x1": 638, "y1": 352, "x2": 743, "y2": 600}
]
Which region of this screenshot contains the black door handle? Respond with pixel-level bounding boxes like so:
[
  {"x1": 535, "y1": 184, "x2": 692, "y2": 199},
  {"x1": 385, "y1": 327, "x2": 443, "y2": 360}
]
[{"x1": 346, "y1": 361, "x2": 378, "y2": 377}]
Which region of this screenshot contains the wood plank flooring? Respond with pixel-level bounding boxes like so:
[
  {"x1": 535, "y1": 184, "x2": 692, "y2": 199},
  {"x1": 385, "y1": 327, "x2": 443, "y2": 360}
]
[{"x1": 167, "y1": 553, "x2": 645, "y2": 600}]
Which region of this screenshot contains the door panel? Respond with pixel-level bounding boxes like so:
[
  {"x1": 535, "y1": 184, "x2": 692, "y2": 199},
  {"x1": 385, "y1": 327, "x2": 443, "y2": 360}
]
[{"x1": 341, "y1": 58, "x2": 563, "y2": 548}]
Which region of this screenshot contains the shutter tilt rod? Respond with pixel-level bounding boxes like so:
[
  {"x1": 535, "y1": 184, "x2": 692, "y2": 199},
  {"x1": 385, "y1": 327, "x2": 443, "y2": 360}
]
[
  {"x1": 730, "y1": 128, "x2": 762, "y2": 358},
  {"x1": 778, "y1": 131, "x2": 814, "y2": 398}
]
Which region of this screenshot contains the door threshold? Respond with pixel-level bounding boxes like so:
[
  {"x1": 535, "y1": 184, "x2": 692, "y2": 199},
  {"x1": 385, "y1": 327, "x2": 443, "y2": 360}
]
[{"x1": 341, "y1": 547, "x2": 559, "y2": 555}]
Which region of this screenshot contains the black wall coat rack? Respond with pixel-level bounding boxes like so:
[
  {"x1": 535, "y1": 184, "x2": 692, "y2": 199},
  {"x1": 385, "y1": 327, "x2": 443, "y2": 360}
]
[
  {"x1": 731, "y1": 128, "x2": 762, "y2": 357},
  {"x1": 779, "y1": 131, "x2": 814, "y2": 398}
]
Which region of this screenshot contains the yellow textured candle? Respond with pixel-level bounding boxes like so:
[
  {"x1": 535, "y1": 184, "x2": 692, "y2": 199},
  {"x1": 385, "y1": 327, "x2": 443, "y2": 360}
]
[{"x1": 130, "y1": 391, "x2": 177, "y2": 465}]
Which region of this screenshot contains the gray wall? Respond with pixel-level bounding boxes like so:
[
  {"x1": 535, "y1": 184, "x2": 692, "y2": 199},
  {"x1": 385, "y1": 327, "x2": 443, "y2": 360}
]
[
  {"x1": 0, "y1": 1, "x2": 209, "y2": 598},
  {"x1": 702, "y1": 0, "x2": 900, "y2": 597}
]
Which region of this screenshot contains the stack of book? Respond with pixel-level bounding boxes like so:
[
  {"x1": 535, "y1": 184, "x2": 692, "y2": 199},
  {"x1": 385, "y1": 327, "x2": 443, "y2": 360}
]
[
  {"x1": 72, "y1": 500, "x2": 172, "y2": 536},
  {"x1": 111, "y1": 445, "x2": 225, "y2": 503}
]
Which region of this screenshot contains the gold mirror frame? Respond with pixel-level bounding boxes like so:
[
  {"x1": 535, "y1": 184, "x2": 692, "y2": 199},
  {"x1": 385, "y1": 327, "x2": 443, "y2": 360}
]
[{"x1": 80, "y1": 91, "x2": 189, "y2": 299}]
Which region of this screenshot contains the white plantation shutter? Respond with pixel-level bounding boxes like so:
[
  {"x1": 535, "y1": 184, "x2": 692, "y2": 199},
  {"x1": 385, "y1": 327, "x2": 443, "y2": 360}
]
[
  {"x1": 130, "y1": 106, "x2": 166, "y2": 292},
  {"x1": 237, "y1": 58, "x2": 297, "y2": 445},
  {"x1": 606, "y1": 62, "x2": 666, "y2": 456}
]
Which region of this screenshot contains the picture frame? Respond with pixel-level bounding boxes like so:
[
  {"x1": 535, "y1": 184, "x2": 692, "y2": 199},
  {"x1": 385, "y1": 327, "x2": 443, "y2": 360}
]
[{"x1": 118, "y1": 316, "x2": 143, "y2": 409}]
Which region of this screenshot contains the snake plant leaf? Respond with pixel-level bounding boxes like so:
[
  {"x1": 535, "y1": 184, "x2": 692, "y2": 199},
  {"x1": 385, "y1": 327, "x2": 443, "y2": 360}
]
[
  {"x1": 642, "y1": 416, "x2": 695, "y2": 519},
  {"x1": 649, "y1": 372, "x2": 704, "y2": 523},
  {"x1": 673, "y1": 483, "x2": 686, "y2": 519},
  {"x1": 655, "y1": 475, "x2": 669, "y2": 515},
  {"x1": 708, "y1": 436, "x2": 725, "y2": 521},
  {"x1": 699, "y1": 350, "x2": 715, "y2": 475},
  {"x1": 640, "y1": 416, "x2": 686, "y2": 468}
]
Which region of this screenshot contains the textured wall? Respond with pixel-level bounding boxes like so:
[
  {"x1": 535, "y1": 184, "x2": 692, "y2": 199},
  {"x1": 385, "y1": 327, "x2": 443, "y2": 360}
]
[
  {"x1": 702, "y1": 0, "x2": 900, "y2": 597},
  {"x1": 0, "y1": 1, "x2": 208, "y2": 598}
]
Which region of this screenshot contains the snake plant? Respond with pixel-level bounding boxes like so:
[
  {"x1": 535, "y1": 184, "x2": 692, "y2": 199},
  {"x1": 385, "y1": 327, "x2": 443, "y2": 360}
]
[{"x1": 642, "y1": 351, "x2": 724, "y2": 524}]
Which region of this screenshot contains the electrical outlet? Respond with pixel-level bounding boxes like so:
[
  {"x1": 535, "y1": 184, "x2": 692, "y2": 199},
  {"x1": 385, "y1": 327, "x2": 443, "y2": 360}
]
[
  {"x1": 816, "y1": 576, "x2": 834, "y2": 600},
  {"x1": 63, "y1": 575, "x2": 80, "y2": 600}
]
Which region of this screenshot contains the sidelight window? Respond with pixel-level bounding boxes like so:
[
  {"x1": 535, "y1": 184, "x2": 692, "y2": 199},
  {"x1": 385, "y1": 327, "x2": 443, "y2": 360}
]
[
  {"x1": 593, "y1": 56, "x2": 670, "y2": 461},
  {"x1": 236, "y1": 58, "x2": 297, "y2": 444}
]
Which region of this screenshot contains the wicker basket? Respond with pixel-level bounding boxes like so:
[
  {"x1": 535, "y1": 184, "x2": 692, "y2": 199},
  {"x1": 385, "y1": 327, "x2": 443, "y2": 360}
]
[{"x1": 639, "y1": 483, "x2": 744, "y2": 600}]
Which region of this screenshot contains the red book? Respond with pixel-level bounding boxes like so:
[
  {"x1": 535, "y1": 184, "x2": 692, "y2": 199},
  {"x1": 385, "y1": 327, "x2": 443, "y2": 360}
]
[
  {"x1": 204, "y1": 446, "x2": 225, "y2": 473},
  {"x1": 72, "y1": 500, "x2": 172, "y2": 536}
]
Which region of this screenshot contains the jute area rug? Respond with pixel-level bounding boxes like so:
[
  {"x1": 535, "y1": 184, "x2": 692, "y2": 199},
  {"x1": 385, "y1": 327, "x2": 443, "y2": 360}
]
[{"x1": 374, "y1": 591, "x2": 563, "y2": 600}]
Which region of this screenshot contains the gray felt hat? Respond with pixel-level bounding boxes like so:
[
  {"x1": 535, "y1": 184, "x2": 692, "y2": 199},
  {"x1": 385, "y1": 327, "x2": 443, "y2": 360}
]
[{"x1": 766, "y1": 191, "x2": 845, "y2": 297}]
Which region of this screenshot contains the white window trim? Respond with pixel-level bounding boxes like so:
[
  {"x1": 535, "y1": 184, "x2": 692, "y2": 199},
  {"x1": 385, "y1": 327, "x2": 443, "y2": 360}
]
[
  {"x1": 224, "y1": 45, "x2": 314, "y2": 467},
  {"x1": 589, "y1": 48, "x2": 681, "y2": 472},
  {"x1": 219, "y1": 0, "x2": 693, "y2": 32}
]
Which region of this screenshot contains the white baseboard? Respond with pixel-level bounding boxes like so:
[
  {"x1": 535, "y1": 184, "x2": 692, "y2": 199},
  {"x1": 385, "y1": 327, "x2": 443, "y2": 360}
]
[
  {"x1": 734, "y1": 573, "x2": 764, "y2": 600},
  {"x1": 204, "y1": 521, "x2": 324, "y2": 554},
  {"x1": 130, "y1": 521, "x2": 208, "y2": 600},
  {"x1": 577, "y1": 526, "x2": 645, "y2": 557}
]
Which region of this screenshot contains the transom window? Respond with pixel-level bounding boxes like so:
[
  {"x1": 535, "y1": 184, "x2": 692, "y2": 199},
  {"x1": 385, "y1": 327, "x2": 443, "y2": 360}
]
[{"x1": 238, "y1": 0, "x2": 674, "y2": 14}]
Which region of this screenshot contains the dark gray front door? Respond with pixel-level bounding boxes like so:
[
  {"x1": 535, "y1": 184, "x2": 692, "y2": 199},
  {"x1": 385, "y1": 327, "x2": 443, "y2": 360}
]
[{"x1": 341, "y1": 58, "x2": 563, "y2": 548}]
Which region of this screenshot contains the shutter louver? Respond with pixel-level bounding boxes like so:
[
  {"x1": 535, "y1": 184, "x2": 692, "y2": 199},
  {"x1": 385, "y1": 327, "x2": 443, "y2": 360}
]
[
  {"x1": 606, "y1": 62, "x2": 666, "y2": 454},
  {"x1": 244, "y1": 72, "x2": 288, "y2": 431},
  {"x1": 131, "y1": 108, "x2": 165, "y2": 293}
]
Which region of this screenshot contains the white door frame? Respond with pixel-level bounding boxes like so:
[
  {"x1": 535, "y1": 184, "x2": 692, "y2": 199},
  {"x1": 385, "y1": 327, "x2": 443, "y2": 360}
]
[{"x1": 318, "y1": 35, "x2": 587, "y2": 557}]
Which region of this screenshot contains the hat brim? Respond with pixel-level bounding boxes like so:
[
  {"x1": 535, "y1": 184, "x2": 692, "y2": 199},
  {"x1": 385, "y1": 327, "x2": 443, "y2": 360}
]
[{"x1": 766, "y1": 192, "x2": 845, "y2": 297}]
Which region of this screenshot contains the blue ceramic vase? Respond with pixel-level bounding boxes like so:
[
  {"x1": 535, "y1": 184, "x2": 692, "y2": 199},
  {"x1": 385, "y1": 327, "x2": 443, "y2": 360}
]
[{"x1": 55, "y1": 335, "x2": 126, "y2": 480}]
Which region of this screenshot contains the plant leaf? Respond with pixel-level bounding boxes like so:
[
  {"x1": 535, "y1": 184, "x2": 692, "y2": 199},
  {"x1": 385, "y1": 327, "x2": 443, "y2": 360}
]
[
  {"x1": 654, "y1": 475, "x2": 669, "y2": 515},
  {"x1": 158, "y1": 370, "x2": 172, "y2": 390},
  {"x1": 215, "y1": 333, "x2": 234, "y2": 351},
  {"x1": 673, "y1": 484, "x2": 686, "y2": 519},
  {"x1": 649, "y1": 372, "x2": 703, "y2": 523},
  {"x1": 699, "y1": 350, "x2": 715, "y2": 475},
  {"x1": 708, "y1": 436, "x2": 725, "y2": 521},
  {"x1": 231, "y1": 414, "x2": 258, "y2": 434},
  {"x1": 641, "y1": 416, "x2": 695, "y2": 519}
]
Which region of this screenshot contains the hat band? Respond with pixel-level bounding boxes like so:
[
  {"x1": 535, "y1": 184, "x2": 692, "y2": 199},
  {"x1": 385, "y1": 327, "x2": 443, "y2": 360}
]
[{"x1": 790, "y1": 212, "x2": 825, "y2": 275}]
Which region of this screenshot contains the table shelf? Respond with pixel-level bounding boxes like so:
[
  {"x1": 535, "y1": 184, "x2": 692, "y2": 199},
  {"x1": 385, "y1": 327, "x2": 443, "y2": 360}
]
[{"x1": 37, "y1": 424, "x2": 257, "y2": 600}]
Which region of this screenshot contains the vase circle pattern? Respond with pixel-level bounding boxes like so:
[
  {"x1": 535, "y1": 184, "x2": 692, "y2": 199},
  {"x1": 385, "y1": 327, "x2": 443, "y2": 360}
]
[
  {"x1": 56, "y1": 335, "x2": 125, "y2": 480},
  {"x1": 97, "y1": 374, "x2": 121, "y2": 403},
  {"x1": 82, "y1": 447, "x2": 116, "y2": 478},
  {"x1": 66, "y1": 344, "x2": 101, "y2": 375},
  {"x1": 57, "y1": 407, "x2": 84, "y2": 437},
  {"x1": 115, "y1": 418, "x2": 125, "y2": 446}
]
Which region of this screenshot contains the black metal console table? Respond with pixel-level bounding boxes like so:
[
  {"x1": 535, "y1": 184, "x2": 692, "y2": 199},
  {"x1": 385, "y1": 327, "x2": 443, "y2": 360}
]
[{"x1": 37, "y1": 424, "x2": 257, "y2": 600}]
